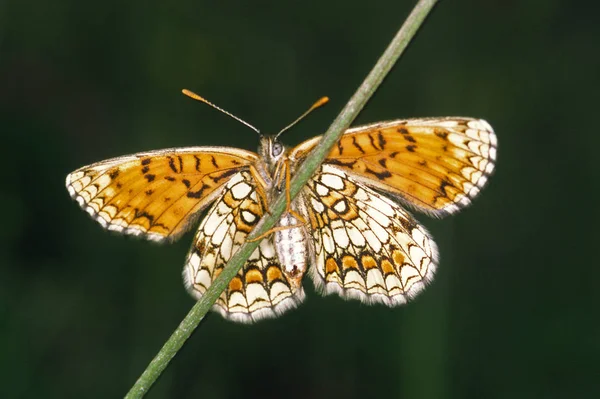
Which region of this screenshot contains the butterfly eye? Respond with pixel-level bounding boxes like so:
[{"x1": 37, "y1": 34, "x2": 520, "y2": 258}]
[{"x1": 272, "y1": 142, "x2": 284, "y2": 157}]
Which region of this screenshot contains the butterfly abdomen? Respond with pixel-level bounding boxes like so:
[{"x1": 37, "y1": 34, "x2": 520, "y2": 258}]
[{"x1": 274, "y1": 212, "x2": 308, "y2": 288}]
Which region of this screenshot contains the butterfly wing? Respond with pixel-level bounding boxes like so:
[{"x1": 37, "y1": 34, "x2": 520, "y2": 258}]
[
  {"x1": 303, "y1": 165, "x2": 437, "y2": 304},
  {"x1": 66, "y1": 147, "x2": 257, "y2": 242},
  {"x1": 291, "y1": 118, "x2": 497, "y2": 217},
  {"x1": 184, "y1": 170, "x2": 305, "y2": 323}
]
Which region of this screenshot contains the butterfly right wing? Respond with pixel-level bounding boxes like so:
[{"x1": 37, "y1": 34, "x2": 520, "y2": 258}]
[
  {"x1": 183, "y1": 170, "x2": 305, "y2": 323},
  {"x1": 66, "y1": 147, "x2": 257, "y2": 242}
]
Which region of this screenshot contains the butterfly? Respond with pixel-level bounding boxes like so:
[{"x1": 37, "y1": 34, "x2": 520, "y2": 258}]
[{"x1": 66, "y1": 89, "x2": 497, "y2": 323}]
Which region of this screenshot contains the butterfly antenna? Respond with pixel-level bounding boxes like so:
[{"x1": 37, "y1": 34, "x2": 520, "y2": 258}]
[
  {"x1": 182, "y1": 89, "x2": 261, "y2": 135},
  {"x1": 275, "y1": 96, "x2": 329, "y2": 139}
]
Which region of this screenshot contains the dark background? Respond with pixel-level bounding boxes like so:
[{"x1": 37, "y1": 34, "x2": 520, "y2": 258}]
[{"x1": 2, "y1": 1, "x2": 598, "y2": 398}]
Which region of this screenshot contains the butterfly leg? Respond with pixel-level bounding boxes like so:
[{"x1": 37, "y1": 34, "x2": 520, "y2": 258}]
[
  {"x1": 281, "y1": 159, "x2": 307, "y2": 224},
  {"x1": 249, "y1": 165, "x2": 271, "y2": 214},
  {"x1": 248, "y1": 224, "x2": 304, "y2": 242},
  {"x1": 247, "y1": 161, "x2": 306, "y2": 242},
  {"x1": 269, "y1": 159, "x2": 307, "y2": 224}
]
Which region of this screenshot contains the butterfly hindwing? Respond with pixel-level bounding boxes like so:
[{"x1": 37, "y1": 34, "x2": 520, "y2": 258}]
[
  {"x1": 184, "y1": 170, "x2": 305, "y2": 323},
  {"x1": 66, "y1": 147, "x2": 257, "y2": 242},
  {"x1": 304, "y1": 165, "x2": 438, "y2": 305}
]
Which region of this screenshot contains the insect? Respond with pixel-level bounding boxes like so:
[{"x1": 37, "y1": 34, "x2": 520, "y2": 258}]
[{"x1": 66, "y1": 89, "x2": 497, "y2": 323}]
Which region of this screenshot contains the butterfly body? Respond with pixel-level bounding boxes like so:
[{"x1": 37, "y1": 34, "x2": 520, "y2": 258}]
[{"x1": 67, "y1": 117, "x2": 496, "y2": 323}]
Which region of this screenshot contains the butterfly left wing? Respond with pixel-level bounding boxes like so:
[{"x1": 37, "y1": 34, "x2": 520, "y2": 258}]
[
  {"x1": 290, "y1": 117, "x2": 497, "y2": 217},
  {"x1": 303, "y1": 165, "x2": 438, "y2": 305},
  {"x1": 66, "y1": 147, "x2": 257, "y2": 242},
  {"x1": 184, "y1": 170, "x2": 305, "y2": 323}
]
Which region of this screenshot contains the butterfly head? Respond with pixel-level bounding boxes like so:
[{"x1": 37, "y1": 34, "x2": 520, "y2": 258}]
[{"x1": 259, "y1": 135, "x2": 286, "y2": 173}]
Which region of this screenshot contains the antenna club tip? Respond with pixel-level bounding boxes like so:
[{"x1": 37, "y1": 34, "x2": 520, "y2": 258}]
[
  {"x1": 182, "y1": 89, "x2": 205, "y2": 102},
  {"x1": 316, "y1": 96, "x2": 329, "y2": 107}
]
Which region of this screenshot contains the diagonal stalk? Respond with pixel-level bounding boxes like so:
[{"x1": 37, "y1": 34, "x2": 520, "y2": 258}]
[{"x1": 125, "y1": 0, "x2": 439, "y2": 397}]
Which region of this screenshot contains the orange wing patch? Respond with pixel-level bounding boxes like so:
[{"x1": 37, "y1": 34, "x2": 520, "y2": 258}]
[
  {"x1": 291, "y1": 118, "x2": 496, "y2": 216},
  {"x1": 66, "y1": 147, "x2": 257, "y2": 242}
]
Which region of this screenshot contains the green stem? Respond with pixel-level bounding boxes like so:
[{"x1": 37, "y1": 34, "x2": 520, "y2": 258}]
[{"x1": 125, "y1": 0, "x2": 439, "y2": 397}]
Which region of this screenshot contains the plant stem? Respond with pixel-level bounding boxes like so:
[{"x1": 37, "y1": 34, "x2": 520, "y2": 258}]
[{"x1": 125, "y1": 0, "x2": 439, "y2": 397}]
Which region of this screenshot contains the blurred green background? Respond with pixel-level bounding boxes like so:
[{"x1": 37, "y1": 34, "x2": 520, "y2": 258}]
[{"x1": 2, "y1": 1, "x2": 599, "y2": 398}]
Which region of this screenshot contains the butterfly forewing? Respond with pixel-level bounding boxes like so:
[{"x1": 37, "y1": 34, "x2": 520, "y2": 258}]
[
  {"x1": 66, "y1": 147, "x2": 257, "y2": 242},
  {"x1": 184, "y1": 170, "x2": 305, "y2": 323},
  {"x1": 291, "y1": 118, "x2": 497, "y2": 216},
  {"x1": 303, "y1": 165, "x2": 437, "y2": 304}
]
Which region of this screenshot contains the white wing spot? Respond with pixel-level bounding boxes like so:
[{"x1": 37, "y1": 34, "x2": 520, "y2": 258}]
[
  {"x1": 211, "y1": 219, "x2": 229, "y2": 244},
  {"x1": 231, "y1": 181, "x2": 252, "y2": 200},
  {"x1": 368, "y1": 219, "x2": 389, "y2": 243},
  {"x1": 259, "y1": 239, "x2": 275, "y2": 258},
  {"x1": 241, "y1": 210, "x2": 256, "y2": 223},
  {"x1": 315, "y1": 183, "x2": 329, "y2": 196},
  {"x1": 189, "y1": 253, "x2": 200, "y2": 269},
  {"x1": 320, "y1": 174, "x2": 345, "y2": 190},
  {"x1": 332, "y1": 226, "x2": 350, "y2": 249},
  {"x1": 333, "y1": 199, "x2": 347, "y2": 213},
  {"x1": 220, "y1": 233, "x2": 233, "y2": 259},
  {"x1": 321, "y1": 227, "x2": 335, "y2": 254},
  {"x1": 310, "y1": 198, "x2": 325, "y2": 213},
  {"x1": 347, "y1": 225, "x2": 366, "y2": 247},
  {"x1": 363, "y1": 230, "x2": 382, "y2": 252}
]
